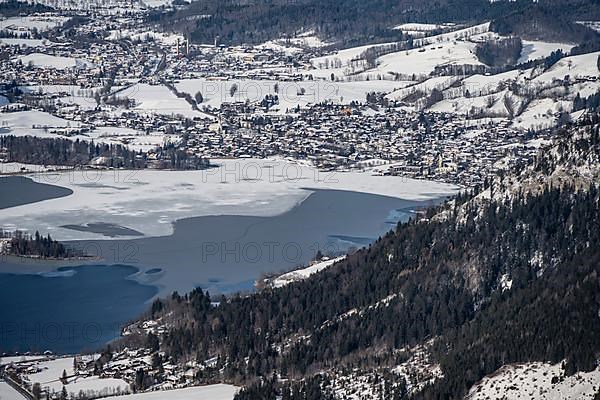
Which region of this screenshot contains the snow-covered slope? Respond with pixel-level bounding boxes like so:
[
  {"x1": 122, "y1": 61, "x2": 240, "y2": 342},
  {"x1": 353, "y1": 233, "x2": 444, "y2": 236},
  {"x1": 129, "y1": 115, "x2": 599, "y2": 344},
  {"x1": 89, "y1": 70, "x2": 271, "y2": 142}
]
[
  {"x1": 533, "y1": 51, "x2": 600, "y2": 83},
  {"x1": 115, "y1": 384, "x2": 238, "y2": 400},
  {"x1": 466, "y1": 362, "x2": 600, "y2": 400},
  {"x1": 518, "y1": 40, "x2": 575, "y2": 64},
  {"x1": 269, "y1": 256, "x2": 346, "y2": 288}
]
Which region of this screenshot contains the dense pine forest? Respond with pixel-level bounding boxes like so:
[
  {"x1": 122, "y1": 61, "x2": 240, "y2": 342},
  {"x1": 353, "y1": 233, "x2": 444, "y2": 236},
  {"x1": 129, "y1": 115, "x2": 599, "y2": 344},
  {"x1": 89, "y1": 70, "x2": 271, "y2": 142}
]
[
  {"x1": 126, "y1": 116, "x2": 600, "y2": 398},
  {"x1": 0, "y1": 135, "x2": 209, "y2": 170}
]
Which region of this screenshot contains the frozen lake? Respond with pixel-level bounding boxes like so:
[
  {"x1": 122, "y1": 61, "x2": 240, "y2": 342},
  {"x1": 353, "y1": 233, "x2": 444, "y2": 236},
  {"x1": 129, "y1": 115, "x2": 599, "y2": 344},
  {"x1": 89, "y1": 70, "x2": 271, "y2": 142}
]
[
  {"x1": 0, "y1": 164, "x2": 457, "y2": 353},
  {"x1": 0, "y1": 159, "x2": 457, "y2": 240}
]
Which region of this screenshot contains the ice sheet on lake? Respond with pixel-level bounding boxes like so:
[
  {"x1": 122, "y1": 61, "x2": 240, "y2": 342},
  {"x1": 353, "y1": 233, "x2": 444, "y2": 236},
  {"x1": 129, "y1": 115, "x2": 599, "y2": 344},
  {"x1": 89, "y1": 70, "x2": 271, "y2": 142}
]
[{"x1": 0, "y1": 158, "x2": 457, "y2": 241}]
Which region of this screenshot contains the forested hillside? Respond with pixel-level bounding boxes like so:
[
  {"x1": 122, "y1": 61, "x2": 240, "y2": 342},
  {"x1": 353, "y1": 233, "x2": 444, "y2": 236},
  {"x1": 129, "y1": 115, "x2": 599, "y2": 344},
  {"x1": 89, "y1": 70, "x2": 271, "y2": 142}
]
[
  {"x1": 155, "y1": 0, "x2": 600, "y2": 47},
  {"x1": 490, "y1": 2, "x2": 600, "y2": 43},
  {"x1": 0, "y1": 135, "x2": 209, "y2": 170},
  {"x1": 122, "y1": 115, "x2": 600, "y2": 398}
]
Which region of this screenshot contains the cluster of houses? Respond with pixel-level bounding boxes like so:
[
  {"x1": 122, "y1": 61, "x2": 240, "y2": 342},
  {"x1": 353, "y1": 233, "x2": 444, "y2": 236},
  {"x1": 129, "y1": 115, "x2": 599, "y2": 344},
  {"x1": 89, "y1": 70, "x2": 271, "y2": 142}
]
[
  {"x1": 191, "y1": 102, "x2": 548, "y2": 186},
  {"x1": 2, "y1": 343, "x2": 218, "y2": 399}
]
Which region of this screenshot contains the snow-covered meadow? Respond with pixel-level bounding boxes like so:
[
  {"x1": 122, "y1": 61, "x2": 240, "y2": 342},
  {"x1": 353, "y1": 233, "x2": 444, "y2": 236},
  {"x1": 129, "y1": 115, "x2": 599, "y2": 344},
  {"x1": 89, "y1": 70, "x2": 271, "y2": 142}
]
[
  {"x1": 15, "y1": 53, "x2": 95, "y2": 69},
  {"x1": 518, "y1": 40, "x2": 574, "y2": 63},
  {"x1": 118, "y1": 83, "x2": 213, "y2": 119},
  {"x1": 114, "y1": 385, "x2": 238, "y2": 400},
  {"x1": 0, "y1": 15, "x2": 69, "y2": 34},
  {"x1": 0, "y1": 105, "x2": 181, "y2": 151},
  {"x1": 175, "y1": 78, "x2": 399, "y2": 112}
]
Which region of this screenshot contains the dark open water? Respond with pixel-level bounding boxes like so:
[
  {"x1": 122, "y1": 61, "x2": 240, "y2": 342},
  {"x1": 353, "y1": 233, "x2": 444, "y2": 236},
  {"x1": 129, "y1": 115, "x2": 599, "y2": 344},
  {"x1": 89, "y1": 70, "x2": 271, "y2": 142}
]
[{"x1": 0, "y1": 177, "x2": 445, "y2": 353}]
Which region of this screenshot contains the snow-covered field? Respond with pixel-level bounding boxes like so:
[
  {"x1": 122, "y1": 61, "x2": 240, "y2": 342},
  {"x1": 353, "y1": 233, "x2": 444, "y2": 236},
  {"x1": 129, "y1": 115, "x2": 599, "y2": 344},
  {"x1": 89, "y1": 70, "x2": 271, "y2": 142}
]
[
  {"x1": 114, "y1": 384, "x2": 238, "y2": 400},
  {"x1": 0, "y1": 158, "x2": 458, "y2": 241},
  {"x1": 370, "y1": 40, "x2": 482, "y2": 78},
  {"x1": 1, "y1": 355, "x2": 50, "y2": 366},
  {"x1": 0, "y1": 108, "x2": 177, "y2": 150},
  {"x1": 393, "y1": 23, "x2": 451, "y2": 32},
  {"x1": 384, "y1": 49, "x2": 599, "y2": 128},
  {"x1": 518, "y1": 40, "x2": 574, "y2": 64},
  {"x1": 311, "y1": 41, "x2": 398, "y2": 76},
  {"x1": 175, "y1": 79, "x2": 400, "y2": 112},
  {"x1": 466, "y1": 362, "x2": 600, "y2": 400},
  {"x1": 0, "y1": 38, "x2": 52, "y2": 47},
  {"x1": 20, "y1": 84, "x2": 102, "y2": 111},
  {"x1": 15, "y1": 53, "x2": 95, "y2": 70},
  {"x1": 532, "y1": 51, "x2": 600, "y2": 83},
  {"x1": 91, "y1": 126, "x2": 180, "y2": 151},
  {"x1": 513, "y1": 98, "x2": 571, "y2": 130},
  {"x1": 119, "y1": 83, "x2": 212, "y2": 119},
  {"x1": 387, "y1": 76, "x2": 461, "y2": 101},
  {"x1": 0, "y1": 109, "x2": 81, "y2": 134}
]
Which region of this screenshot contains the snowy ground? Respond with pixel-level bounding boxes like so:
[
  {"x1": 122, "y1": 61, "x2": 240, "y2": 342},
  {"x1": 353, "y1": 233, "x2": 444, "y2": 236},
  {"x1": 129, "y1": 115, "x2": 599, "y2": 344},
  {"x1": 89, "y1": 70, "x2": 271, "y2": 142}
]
[
  {"x1": 466, "y1": 362, "x2": 600, "y2": 400},
  {"x1": 512, "y1": 98, "x2": 572, "y2": 131},
  {"x1": 518, "y1": 40, "x2": 575, "y2": 64},
  {"x1": 269, "y1": 256, "x2": 346, "y2": 288},
  {"x1": 118, "y1": 83, "x2": 213, "y2": 119},
  {"x1": 311, "y1": 23, "x2": 489, "y2": 80},
  {"x1": 389, "y1": 49, "x2": 599, "y2": 128},
  {"x1": 0, "y1": 38, "x2": 52, "y2": 47},
  {"x1": 20, "y1": 84, "x2": 102, "y2": 111},
  {"x1": 0, "y1": 109, "x2": 82, "y2": 135},
  {"x1": 369, "y1": 39, "x2": 482, "y2": 78},
  {"x1": 0, "y1": 380, "x2": 26, "y2": 400},
  {"x1": 15, "y1": 53, "x2": 95, "y2": 70},
  {"x1": 1, "y1": 355, "x2": 50, "y2": 366},
  {"x1": 0, "y1": 111, "x2": 175, "y2": 151},
  {"x1": 532, "y1": 51, "x2": 600, "y2": 83},
  {"x1": 387, "y1": 76, "x2": 461, "y2": 101},
  {"x1": 0, "y1": 158, "x2": 458, "y2": 241},
  {"x1": 258, "y1": 31, "x2": 331, "y2": 55},
  {"x1": 23, "y1": 356, "x2": 131, "y2": 397},
  {"x1": 175, "y1": 78, "x2": 399, "y2": 112},
  {"x1": 0, "y1": 16, "x2": 69, "y2": 34},
  {"x1": 114, "y1": 384, "x2": 238, "y2": 400},
  {"x1": 392, "y1": 23, "x2": 453, "y2": 32}
]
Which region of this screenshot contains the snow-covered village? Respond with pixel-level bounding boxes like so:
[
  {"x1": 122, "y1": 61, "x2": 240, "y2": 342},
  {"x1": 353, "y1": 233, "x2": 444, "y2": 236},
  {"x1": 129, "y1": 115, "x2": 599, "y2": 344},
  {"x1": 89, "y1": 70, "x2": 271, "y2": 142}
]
[
  {"x1": 1, "y1": 0, "x2": 600, "y2": 399},
  {"x1": 1, "y1": 2, "x2": 599, "y2": 187}
]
